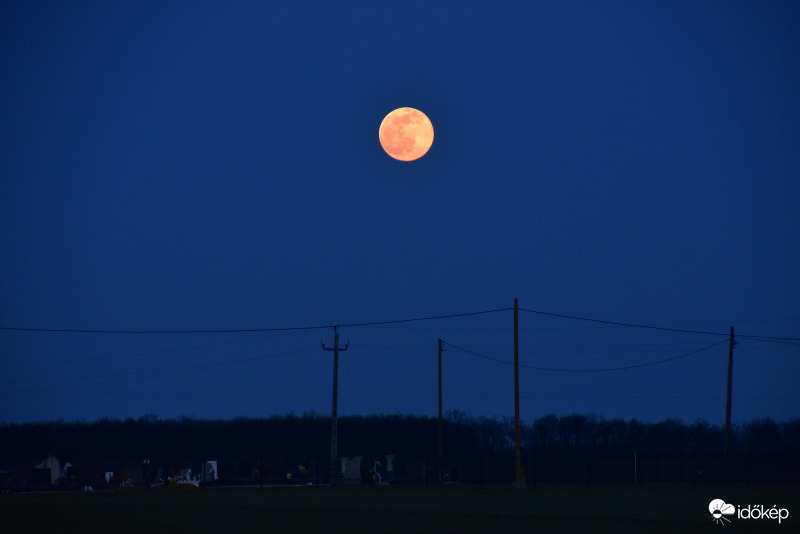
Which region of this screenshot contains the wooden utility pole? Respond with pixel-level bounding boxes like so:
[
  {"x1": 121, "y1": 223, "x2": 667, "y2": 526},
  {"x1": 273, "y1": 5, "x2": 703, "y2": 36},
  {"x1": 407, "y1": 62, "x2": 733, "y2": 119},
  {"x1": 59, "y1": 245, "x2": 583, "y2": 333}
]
[
  {"x1": 513, "y1": 298, "x2": 524, "y2": 490},
  {"x1": 322, "y1": 326, "x2": 348, "y2": 477},
  {"x1": 724, "y1": 326, "x2": 735, "y2": 479},
  {"x1": 438, "y1": 338, "x2": 444, "y2": 482}
]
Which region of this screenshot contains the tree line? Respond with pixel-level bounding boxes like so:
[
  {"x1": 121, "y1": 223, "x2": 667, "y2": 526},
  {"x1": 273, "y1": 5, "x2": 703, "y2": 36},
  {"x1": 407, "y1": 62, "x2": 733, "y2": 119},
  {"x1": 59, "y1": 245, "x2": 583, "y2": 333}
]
[{"x1": 1, "y1": 412, "x2": 797, "y2": 486}]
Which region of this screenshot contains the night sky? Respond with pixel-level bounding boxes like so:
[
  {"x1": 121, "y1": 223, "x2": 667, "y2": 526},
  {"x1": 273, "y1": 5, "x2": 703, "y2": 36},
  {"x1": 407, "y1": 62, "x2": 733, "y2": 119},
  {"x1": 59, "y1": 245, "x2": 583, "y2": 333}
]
[{"x1": 2, "y1": 1, "x2": 798, "y2": 425}]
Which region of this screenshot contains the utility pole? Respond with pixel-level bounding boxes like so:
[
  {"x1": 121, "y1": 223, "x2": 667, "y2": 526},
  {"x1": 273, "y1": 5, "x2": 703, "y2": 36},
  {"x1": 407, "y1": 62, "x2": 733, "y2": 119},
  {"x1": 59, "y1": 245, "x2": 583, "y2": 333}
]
[
  {"x1": 513, "y1": 298, "x2": 524, "y2": 490},
  {"x1": 322, "y1": 326, "x2": 348, "y2": 478},
  {"x1": 438, "y1": 338, "x2": 444, "y2": 482},
  {"x1": 724, "y1": 326, "x2": 735, "y2": 479}
]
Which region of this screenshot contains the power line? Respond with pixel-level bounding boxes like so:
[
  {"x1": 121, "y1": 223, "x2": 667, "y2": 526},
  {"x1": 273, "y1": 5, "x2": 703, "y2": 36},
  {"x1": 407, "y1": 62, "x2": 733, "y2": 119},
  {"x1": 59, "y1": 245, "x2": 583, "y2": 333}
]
[
  {"x1": 0, "y1": 308, "x2": 512, "y2": 335},
  {"x1": 519, "y1": 307, "x2": 800, "y2": 342},
  {"x1": 3, "y1": 306, "x2": 796, "y2": 342},
  {"x1": 0, "y1": 326, "x2": 320, "y2": 334},
  {"x1": 446, "y1": 339, "x2": 728, "y2": 372},
  {"x1": 3, "y1": 331, "x2": 304, "y2": 368},
  {"x1": 518, "y1": 307, "x2": 730, "y2": 337},
  {"x1": 737, "y1": 334, "x2": 800, "y2": 344},
  {"x1": 432, "y1": 341, "x2": 727, "y2": 355},
  {"x1": 0, "y1": 346, "x2": 319, "y2": 393}
]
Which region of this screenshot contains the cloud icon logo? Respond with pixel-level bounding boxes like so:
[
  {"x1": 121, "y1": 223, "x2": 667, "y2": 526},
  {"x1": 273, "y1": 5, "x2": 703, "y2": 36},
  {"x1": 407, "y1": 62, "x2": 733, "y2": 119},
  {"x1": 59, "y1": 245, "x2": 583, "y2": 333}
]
[{"x1": 709, "y1": 499, "x2": 735, "y2": 525}]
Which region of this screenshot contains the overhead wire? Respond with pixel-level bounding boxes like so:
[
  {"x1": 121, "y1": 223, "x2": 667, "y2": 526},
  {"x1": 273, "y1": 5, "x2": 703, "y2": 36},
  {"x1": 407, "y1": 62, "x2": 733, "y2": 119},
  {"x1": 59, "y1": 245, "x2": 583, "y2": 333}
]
[
  {"x1": 518, "y1": 307, "x2": 800, "y2": 344},
  {"x1": 3, "y1": 303, "x2": 795, "y2": 413},
  {"x1": 0, "y1": 346, "x2": 319, "y2": 393},
  {"x1": 2, "y1": 305, "x2": 796, "y2": 342},
  {"x1": 445, "y1": 339, "x2": 729, "y2": 372},
  {"x1": 736, "y1": 335, "x2": 800, "y2": 344},
  {"x1": 3, "y1": 330, "x2": 306, "y2": 368},
  {"x1": 517, "y1": 307, "x2": 730, "y2": 337},
  {"x1": 0, "y1": 307, "x2": 512, "y2": 334}
]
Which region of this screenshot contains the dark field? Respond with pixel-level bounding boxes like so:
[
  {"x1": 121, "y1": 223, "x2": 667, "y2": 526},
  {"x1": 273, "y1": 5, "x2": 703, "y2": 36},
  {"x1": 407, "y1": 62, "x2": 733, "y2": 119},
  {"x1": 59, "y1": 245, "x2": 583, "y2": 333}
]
[{"x1": 2, "y1": 484, "x2": 798, "y2": 533}]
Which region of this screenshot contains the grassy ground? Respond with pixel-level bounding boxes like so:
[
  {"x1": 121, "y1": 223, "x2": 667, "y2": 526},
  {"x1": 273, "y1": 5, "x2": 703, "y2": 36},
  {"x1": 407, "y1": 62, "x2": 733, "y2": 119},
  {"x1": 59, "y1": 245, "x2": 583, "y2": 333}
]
[{"x1": 2, "y1": 483, "x2": 798, "y2": 533}]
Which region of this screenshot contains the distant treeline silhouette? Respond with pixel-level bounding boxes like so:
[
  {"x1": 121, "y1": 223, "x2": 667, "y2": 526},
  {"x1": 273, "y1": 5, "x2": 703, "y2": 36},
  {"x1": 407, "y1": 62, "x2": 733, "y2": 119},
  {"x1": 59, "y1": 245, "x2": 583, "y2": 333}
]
[{"x1": 1, "y1": 412, "x2": 798, "y2": 486}]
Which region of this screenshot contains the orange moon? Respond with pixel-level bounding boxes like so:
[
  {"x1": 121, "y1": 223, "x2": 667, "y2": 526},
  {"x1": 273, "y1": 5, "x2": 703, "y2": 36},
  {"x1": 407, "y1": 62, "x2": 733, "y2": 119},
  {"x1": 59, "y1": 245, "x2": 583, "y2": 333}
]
[{"x1": 378, "y1": 107, "x2": 434, "y2": 161}]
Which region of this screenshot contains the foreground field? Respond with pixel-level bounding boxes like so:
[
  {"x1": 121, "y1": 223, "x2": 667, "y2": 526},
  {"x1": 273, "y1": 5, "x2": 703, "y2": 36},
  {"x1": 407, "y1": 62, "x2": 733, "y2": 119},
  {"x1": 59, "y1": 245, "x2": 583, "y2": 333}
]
[{"x1": 2, "y1": 484, "x2": 797, "y2": 533}]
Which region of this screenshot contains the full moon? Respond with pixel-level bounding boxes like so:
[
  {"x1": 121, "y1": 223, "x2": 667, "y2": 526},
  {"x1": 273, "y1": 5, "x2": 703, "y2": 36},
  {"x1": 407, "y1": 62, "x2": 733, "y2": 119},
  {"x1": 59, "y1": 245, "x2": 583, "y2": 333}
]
[{"x1": 379, "y1": 107, "x2": 434, "y2": 161}]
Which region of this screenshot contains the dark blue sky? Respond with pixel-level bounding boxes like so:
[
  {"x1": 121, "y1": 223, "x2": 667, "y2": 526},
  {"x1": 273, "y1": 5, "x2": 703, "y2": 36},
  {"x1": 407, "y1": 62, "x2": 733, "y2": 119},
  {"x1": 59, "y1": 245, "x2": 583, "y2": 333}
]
[{"x1": 2, "y1": 1, "x2": 798, "y2": 425}]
